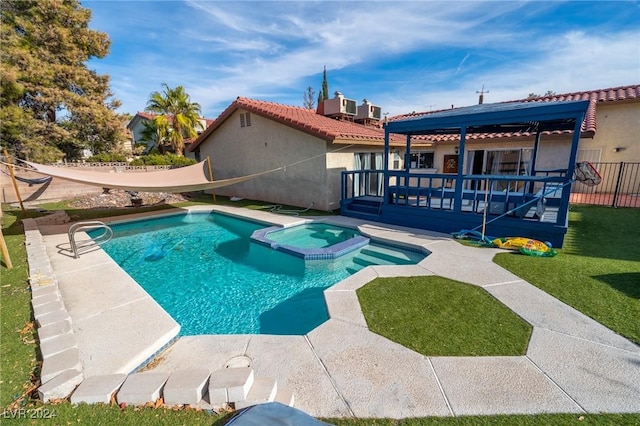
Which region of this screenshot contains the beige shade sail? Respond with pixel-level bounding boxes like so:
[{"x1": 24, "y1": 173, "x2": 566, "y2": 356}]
[{"x1": 23, "y1": 160, "x2": 281, "y2": 193}]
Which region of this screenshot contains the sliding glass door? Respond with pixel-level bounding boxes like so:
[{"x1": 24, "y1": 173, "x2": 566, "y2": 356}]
[
  {"x1": 467, "y1": 149, "x2": 533, "y2": 191},
  {"x1": 354, "y1": 152, "x2": 384, "y2": 197}
]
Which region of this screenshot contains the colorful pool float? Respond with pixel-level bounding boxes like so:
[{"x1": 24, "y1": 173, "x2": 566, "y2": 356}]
[{"x1": 492, "y1": 237, "x2": 557, "y2": 257}]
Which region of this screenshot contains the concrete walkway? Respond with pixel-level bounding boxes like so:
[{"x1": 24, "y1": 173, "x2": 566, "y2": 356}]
[{"x1": 31, "y1": 205, "x2": 640, "y2": 418}]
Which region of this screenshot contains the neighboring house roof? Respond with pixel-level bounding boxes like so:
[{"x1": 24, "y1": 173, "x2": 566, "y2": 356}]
[
  {"x1": 189, "y1": 97, "x2": 407, "y2": 152},
  {"x1": 389, "y1": 84, "x2": 640, "y2": 143}
]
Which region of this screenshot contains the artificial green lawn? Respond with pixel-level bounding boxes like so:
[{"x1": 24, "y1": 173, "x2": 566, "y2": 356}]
[
  {"x1": 494, "y1": 205, "x2": 640, "y2": 345},
  {"x1": 357, "y1": 276, "x2": 532, "y2": 356},
  {"x1": 2, "y1": 201, "x2": 640, "y2": 425}
]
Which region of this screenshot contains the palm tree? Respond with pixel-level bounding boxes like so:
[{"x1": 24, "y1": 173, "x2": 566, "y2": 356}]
[
  {"x1": 140, "y1": 117, "x2": 168, "y2": 153},
  {"x1": 145, "y1": 84, "x2": 203, "y2": 156}
]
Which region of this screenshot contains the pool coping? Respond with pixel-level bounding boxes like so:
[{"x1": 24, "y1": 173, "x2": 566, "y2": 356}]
[{"x1": 28, "y1": 205, "x2": 640, "y2": 418}]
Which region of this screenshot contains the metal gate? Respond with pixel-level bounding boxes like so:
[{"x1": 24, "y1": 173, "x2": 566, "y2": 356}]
[{"x1": 571, "y1": 162, "x2": 640, "y2": 208}]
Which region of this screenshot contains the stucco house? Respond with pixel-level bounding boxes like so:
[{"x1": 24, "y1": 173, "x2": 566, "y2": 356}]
[
  {"x1": 189, "y1": 84, "x2": 638, "y2": 214},
  {"x1": 188, "y1": 94, "x2": 430, "y2": 211},
  {"x1": 388, "y1": 84, "x2": 639, "y2": 198},
  {"x1": 127, "y1": 111, "x2": 214, "y2": 156}
]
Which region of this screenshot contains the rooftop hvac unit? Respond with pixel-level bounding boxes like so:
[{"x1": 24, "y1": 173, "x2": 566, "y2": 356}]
[
  {"x1": 322, "y1": 91, "x2": 357, "y2": 116},
  {"x1": 355, "y1": 99, "x2": 382, "y2": 120}
]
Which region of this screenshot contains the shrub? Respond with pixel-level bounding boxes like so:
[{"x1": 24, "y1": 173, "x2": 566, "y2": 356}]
[
  {"x1": 86, "y1": 153, "x2": 128, "y2": 163},
  {"x1": 129, "y1": 153, "x2": 196, "y2": 167}
]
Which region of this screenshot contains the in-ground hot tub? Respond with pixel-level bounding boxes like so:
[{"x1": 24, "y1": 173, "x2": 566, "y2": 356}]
[{"x1": 250, "y1": 223, "x2": 370, "y2": 260}]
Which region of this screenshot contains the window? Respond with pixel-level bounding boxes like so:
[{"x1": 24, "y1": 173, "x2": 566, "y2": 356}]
[
  {"x1": 239, "y1": 112, "x2": 251, "y2": 128},
  {"x1": 392, "y1": 152, "x2": 401, "y2": 170},
  {"x1": 410, "y1": 151, "x2": 434, "y2": 169}
]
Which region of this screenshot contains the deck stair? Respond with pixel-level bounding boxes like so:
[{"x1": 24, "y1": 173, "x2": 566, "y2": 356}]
[{"x1": 345, "y1": 197, "x2": 383, "y2": 216}]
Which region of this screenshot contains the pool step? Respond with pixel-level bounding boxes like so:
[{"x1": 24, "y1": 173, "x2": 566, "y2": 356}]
[
  {"x1": 360, "y1": 245, "x2": 418, "y2": 264},
  {"x1": 346, "y1": 266, "x2": 362, "y2": 275},
  {"x1": 347, "y1": 245, "x2": 424, "y2": 274},
  {"x1": 352, "y1": 254, "x2": 380, "y2": 268}
]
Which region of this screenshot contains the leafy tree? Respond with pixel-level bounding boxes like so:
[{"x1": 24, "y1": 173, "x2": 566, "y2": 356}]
[
  {"x1": 303, "y1": 86, "x2": 316, "y2": 109},
  {"x1": 86, "y1": 152, "x2": 127, "y2": 163},
  {"x1": 130, "y1": 153, "x2": 196, "y2": 167},
  {"x1": 0, "y1": 0, "x2": 128, "y2": 162},
  {"x1": 145, "y1": 84, "x2": 203, "y2": 156},
  {"x1": 527, "y1": 90, "x2": 556, "y2": 100}
]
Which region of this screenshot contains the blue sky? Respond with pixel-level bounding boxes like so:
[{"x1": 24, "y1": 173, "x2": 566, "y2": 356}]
[{"x1": 84, "y1": 1, "x2": 640, "y2": 119}]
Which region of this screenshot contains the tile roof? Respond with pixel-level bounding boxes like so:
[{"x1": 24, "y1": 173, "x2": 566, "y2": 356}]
[
  {"x1": 189, "y1": 97, "x2": 406, "y2": 152},
  {"x1": 135, "y1": 111, "x2": 158, "y2": 121},
  {"x1": 389, "y1": 84, "x2": 640, "y2": 143}
]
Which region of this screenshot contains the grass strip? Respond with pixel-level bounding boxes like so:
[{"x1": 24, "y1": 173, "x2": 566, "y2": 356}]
[
  {"x1": 357, "y1": 276, "x2": 532, "y2": 356},
  {"x1": 494, "y1": 205, "x2": 640, "y2": 344}
]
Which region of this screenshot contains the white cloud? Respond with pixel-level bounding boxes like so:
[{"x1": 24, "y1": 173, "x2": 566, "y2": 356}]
[{"x1": 85, "y1": 1, "x2": 640, "y2": 118}]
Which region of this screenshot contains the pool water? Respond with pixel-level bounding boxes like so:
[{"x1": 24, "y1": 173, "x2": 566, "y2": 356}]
[
  {"x1": 266, "y1": 223, "x2": 360, "y2": 248},
  {"x1": 92, "y1": 212, "x2": 425, "y2": 335}
]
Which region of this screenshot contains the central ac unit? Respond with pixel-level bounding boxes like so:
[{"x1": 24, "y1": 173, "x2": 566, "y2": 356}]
[{"x1": 323, "y1": 91, "x2": 357, "y2": 116}]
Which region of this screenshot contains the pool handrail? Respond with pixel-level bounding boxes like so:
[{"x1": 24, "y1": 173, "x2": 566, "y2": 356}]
[{"x1": 68, "y1": 220, "x2": 113, "y2": 259}]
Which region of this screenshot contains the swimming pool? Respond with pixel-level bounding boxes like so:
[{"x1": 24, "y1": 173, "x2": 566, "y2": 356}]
[{"x1": 92, "y1": 212, "x2": 425, "y2": 335}]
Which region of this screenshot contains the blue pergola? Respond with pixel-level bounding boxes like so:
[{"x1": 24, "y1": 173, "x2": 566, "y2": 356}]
[{"x1": 340, "y1": 100, "x2": 590, "y2": 247}]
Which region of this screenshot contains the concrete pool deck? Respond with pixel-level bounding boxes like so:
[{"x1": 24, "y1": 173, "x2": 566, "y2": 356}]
[{"x1": 28, "y1": 205, "x2": 640, "y2": 419}]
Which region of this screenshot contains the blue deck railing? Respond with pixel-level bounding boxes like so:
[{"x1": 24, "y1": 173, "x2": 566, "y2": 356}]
[{"x1": 342, "y1": 169, "x2": 569, "y2": 224}]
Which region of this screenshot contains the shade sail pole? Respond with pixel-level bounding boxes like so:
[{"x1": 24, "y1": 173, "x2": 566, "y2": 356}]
[
  {"x1": 3, "y1": 150, "x2": 25, "y2": 215},
  {"x1": 0, "y1": 228, "x2": 12, "y2": 269},
  {"x1": 207, "y1": 156, "x2": 216, "y2": 202}
]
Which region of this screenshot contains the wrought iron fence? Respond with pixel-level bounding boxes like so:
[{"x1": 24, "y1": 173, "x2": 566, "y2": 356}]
[{"x1": 571, "y1": 162, "x2": 640, "y2": 208}]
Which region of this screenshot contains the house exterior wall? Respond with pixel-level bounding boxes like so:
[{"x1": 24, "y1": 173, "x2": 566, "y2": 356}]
[
  {"x1": 127, "y1": 117, "x2": 148, "y2": 148},
  {"x1": 195, "y1": 111, "x2": 397, "y2": 211},
  {"x1": 197, "y1": 110, "x2": 332, "y2": 210},
  {"x1": 578, "y1": 101, "x2": 640, "y2": 163}
]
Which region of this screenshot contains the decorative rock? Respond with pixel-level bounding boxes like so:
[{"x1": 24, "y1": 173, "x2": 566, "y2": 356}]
[
  {"x1": 162, "y1": 369, "x2": 210, "y2": 406},
  {"x1": 38, "y1": 369, "x2": 83, "y2": 402},
  {"x1": 234, "y1": 377, "x2": 277, "y2": 409},
  {"x1": 117, "y1": 371, "x2": 170, "y2": 406},
  {"x1": 70, "y1": 374, "x2": 127, "y2": 404},
  {"x1": 36, "y1": 310, "x2": 71, "y2": 328},
  {"x1": 31, "y1": 291, "x2": 60, "y2": 308},
  {"x1": 32, "y1": 299, "x2": 65, "y2": 319},
  {"x1": 274, "y1": 387, "x2": 295, "y2": 407},
  {"x1": 41, "y1": 348, "x2": 82, "y2": 384},
  {"x1": 40, "y1": 332, "x2": 78, "y2": 359},
  {"x1": 31, "y1": 283, "x2": 59, "y2": 299},
  {"x1": 208, "y1": 367, "x2": 254, "y2": 404},
  {"x1": 37, "y1": 320, "x2": 73, "y2": 343}
]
